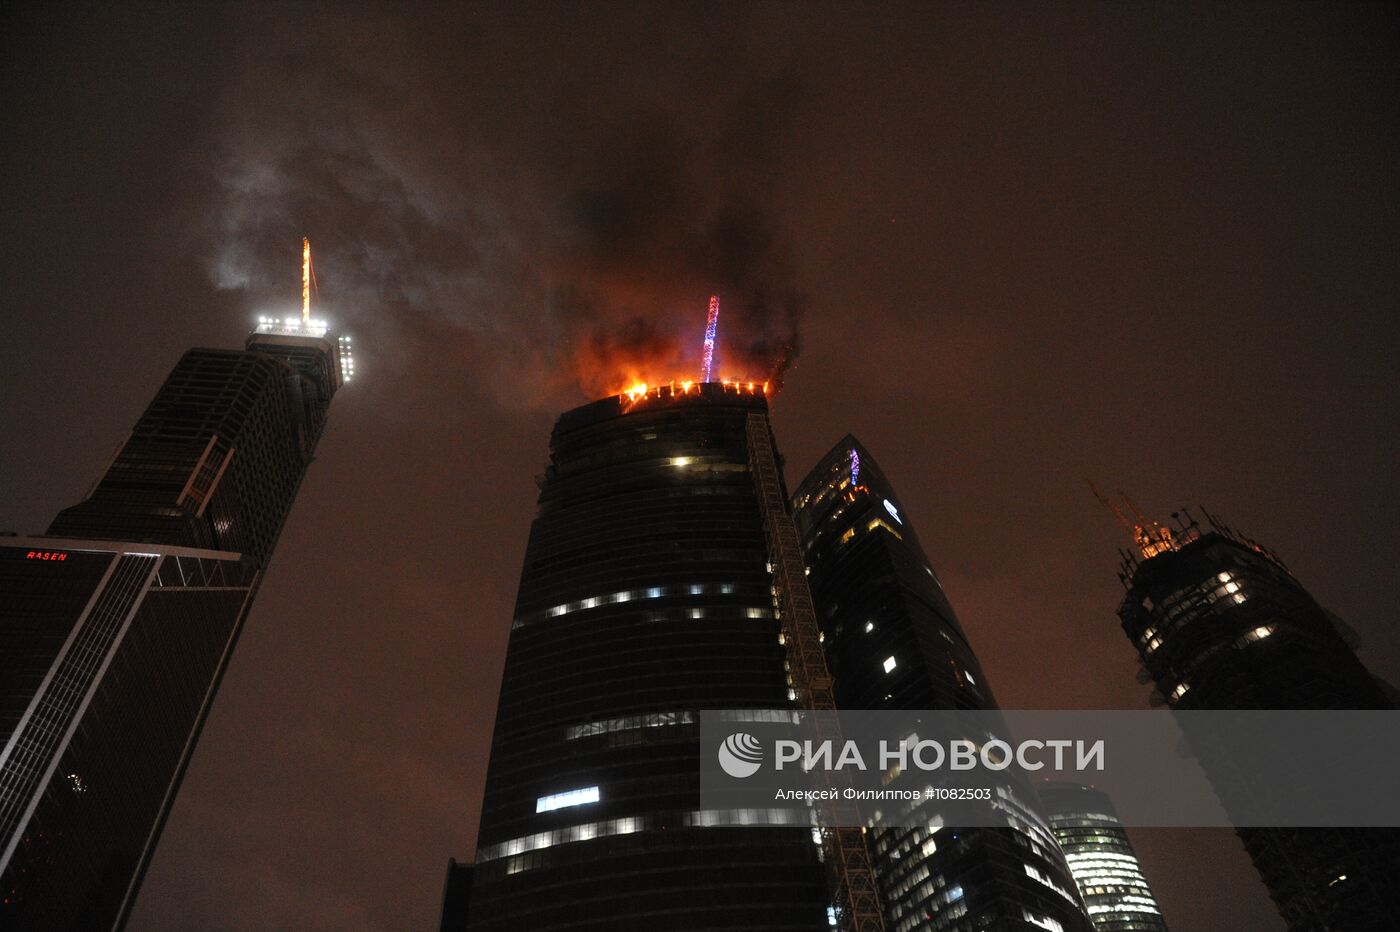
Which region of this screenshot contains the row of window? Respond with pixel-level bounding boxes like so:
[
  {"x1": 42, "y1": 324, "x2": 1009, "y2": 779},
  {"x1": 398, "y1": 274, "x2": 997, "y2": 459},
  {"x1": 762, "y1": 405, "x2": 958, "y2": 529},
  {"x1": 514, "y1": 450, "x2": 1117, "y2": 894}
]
[
  {"x1": 479, "y1": 807, "x2": 812, "y2": 863},
  {"x1": 565, "y1": 710, "x2": 696, "y2": 740},
  {"x1": 1023, "y1": 862, "x2": 1078, "y2": 904},
  {"x1": 1085, "y1": 895, "x2": 1162, "y2": 916},
  {"x1": 838, "y1": 517, "x2": 905, "y2": 547},
  {"x1": 515, "y1": 582, "x2": 761, "y2": 627},
  {"x1": 1022, "y1": 911, "x2": 1065, "y2": 932},
  {"x1": 535, "y1": 786, "x2": 600, "y2": 813}
]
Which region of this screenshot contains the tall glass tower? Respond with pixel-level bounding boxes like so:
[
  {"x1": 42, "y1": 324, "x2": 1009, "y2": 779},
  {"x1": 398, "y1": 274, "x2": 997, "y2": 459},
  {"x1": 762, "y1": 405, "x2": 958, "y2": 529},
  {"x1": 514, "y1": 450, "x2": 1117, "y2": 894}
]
[
  {"x1": 0, "y1": 320, "x2": 348, "y2": 930},
  {"x1": 1110, "y1": 505, "x2": 1400, "y2": 930},
  {"x1": 464, "y1": 383, "x2": 830, "y2": 931},
  {"x1": 793, "y1": 437, "x2": 1093, "y2": 932},
  {"x1": 1038, "y1": 781, "x2": 1168, "y2": 932}
]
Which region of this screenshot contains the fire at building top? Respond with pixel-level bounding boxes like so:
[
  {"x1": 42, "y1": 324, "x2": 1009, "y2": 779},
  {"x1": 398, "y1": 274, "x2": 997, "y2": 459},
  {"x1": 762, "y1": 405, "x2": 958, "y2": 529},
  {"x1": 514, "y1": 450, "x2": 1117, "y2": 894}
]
[
  {"x1": 610, "y1": 294, "x2": 771, "y2": 409},
  {"x1": 618, "y1": 378, "x2": 769, "y2": 410}
]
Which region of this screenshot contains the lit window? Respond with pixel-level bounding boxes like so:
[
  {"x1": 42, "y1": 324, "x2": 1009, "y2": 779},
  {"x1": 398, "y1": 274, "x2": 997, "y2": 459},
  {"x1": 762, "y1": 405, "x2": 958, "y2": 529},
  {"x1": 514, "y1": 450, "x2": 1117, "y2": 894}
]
[
  {"x1": 536, "y1": 786, "x2": 600, "y2": 813},
  {"x1": 669, "y1": 457, "x2": 692, "y2": 467},
  {"x1": 565, "y1": 712, "x2": 695, "y2": 740},
  {"x1": 1022, "y1": 911, "x2": 1063, "y2": 932},
  {"x1": 964, "y1": 669, "x2": 977, "y2": 685},
  {"x1": 883, "y1": 656, "x2": 897, "y2": 674},
  {"x1": 689, "y1": 584, "x2": 704, "y2": 595},
  {"x1": 1237, "y1": 624, "x2": 1276, "y2": 646},
  {"x1": 1169, "y1": 682, "x2": 1190, "y2": 702}
]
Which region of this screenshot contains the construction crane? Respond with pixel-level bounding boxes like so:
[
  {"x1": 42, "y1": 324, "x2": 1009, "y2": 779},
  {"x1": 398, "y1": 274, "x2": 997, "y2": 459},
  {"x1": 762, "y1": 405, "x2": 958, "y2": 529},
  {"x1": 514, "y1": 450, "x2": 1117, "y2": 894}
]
[
  {"x1": 746, "y1": 414, "x2": 885, "y2": 932},
  {"x1": 301, "y1": 236, "x2": 322, "y2": 326},
  {"x1": 1088, "y1": 481, "x2": 1176, "y2": 559}
]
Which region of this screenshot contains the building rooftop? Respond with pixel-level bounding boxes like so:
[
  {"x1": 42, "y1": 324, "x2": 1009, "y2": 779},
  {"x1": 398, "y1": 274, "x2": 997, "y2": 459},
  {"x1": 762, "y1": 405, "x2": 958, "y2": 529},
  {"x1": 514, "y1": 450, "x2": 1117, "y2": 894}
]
[{"x1": 553, "y1": 380, "x2": 770, "y2": 435}]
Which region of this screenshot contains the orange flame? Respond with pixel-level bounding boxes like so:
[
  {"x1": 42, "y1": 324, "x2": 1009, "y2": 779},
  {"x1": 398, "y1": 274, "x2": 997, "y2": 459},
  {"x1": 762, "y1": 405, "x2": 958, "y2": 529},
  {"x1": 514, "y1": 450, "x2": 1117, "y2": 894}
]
[{"x1": 617, "y1": 378, "x2": 769, "y2": 410}]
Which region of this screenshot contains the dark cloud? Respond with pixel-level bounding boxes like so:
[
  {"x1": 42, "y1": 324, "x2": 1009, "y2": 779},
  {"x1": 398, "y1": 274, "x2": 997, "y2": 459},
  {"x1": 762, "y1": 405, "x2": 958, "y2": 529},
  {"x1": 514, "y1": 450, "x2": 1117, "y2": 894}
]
[{"x1": 199, "y1": 2, "x2": 805, "y2": 403}]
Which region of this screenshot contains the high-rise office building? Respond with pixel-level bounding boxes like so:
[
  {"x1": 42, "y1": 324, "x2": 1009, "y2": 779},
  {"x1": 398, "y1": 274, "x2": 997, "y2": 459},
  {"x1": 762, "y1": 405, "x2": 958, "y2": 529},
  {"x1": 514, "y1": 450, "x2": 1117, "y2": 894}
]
[
  {"x1": 1109, "y1": 503, "x2": 1400, "y2": 931},
  {"x1": 793, "y1": 437, "x2": 1093, "y2": 932},
  {"x1": 463, "y1": 382, "x2": 832, "y2": 931},
  {"x1": 1038, "y1": 781, "x2": 1167, "y2": 932},
  {"x1": 0, "y1": 318, "x2": 349, "y2": 930}
]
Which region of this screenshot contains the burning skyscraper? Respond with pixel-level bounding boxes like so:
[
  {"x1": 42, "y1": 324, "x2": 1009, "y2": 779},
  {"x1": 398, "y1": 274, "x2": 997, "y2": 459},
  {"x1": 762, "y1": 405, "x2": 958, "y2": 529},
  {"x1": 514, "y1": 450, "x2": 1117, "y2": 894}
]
[{"x1": 462, "y1": 380, "x2": 840, "y2": 929}]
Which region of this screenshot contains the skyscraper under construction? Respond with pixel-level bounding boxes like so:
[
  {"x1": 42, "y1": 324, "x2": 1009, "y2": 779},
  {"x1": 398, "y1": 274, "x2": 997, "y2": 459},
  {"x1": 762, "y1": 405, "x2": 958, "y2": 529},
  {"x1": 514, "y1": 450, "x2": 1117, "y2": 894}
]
[
  {"x1": 0, "y1": 311, "x2": 349, "y2": 930},
  {"x1": 463, "y1": 381, "x2": 838, "y2": 930},
  {"x1": 1107, "y1": 501, "x2": 1400, "y2": 930},
  {"x1": 793, "y1": 438, "x2": 1093, "y2": 932}
]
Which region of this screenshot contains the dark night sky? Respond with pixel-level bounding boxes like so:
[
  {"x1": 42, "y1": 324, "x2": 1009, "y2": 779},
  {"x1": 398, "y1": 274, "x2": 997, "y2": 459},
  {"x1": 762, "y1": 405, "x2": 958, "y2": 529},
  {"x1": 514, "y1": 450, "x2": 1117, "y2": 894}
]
[{"x1": 3, "y1": 2, "x2": 1398, "y2": 929}]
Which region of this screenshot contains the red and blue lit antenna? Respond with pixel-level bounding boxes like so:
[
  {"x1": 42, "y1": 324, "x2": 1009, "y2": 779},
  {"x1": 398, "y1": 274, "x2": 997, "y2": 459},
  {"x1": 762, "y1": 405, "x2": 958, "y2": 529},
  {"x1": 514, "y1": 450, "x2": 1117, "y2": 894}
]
[{"x1": 701, "y1": 295, "x2": 719, "y2": 382}]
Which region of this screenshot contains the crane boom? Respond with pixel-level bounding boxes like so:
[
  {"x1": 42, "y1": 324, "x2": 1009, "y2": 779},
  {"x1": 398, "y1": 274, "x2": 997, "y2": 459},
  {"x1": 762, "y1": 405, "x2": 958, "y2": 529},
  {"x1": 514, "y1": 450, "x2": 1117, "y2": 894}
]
[{"x1": 302, "y1": 237, "x2": 312, "y2": 324}]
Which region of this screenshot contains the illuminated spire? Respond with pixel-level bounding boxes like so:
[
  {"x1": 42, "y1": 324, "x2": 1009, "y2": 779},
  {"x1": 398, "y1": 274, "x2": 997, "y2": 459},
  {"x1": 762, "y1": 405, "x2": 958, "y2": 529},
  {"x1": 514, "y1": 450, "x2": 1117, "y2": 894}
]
[
  {"x1": 301, "y1": 237, "x2": 312, "y2": 324},
  {"x1": 701, "y1": 295, "x2": 719, "y2": 382}
]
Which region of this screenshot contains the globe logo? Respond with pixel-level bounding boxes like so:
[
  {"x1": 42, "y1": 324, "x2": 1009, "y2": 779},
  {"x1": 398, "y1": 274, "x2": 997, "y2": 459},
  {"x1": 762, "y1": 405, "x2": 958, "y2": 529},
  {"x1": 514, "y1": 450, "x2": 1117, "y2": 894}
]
[{"x1": 718, "y1": 733, "x2": 764, "y2": 778}]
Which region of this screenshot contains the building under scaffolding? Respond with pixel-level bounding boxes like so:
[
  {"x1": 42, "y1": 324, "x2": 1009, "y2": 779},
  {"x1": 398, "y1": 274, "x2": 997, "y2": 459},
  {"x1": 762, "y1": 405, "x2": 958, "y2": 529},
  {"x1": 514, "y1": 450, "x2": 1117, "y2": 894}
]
[{"x1": 1109, "y1": 502, "x2": 1400, "y2": 930}]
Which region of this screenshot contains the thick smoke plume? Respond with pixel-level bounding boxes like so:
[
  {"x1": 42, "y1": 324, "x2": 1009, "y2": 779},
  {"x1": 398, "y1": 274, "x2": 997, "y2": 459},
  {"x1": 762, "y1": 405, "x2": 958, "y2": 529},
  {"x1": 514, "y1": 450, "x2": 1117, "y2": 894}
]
[{"x1": 203, "y1": 5, "x2": 804, "y2": 407}]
